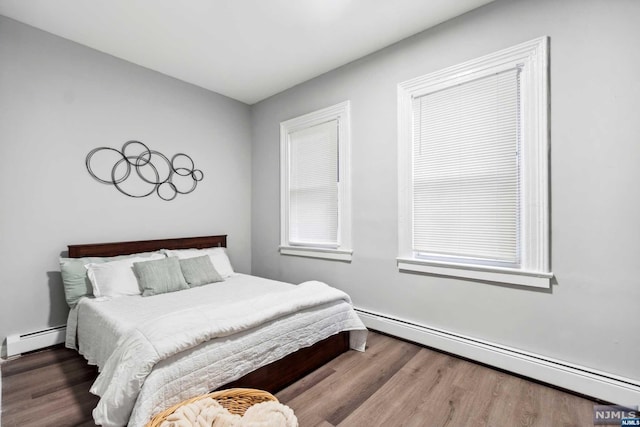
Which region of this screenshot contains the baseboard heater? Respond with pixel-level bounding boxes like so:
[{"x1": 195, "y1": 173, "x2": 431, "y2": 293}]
[
  {"x1": 355, "y1": 307, "x2": 640, "y2": 407},
  {"x1": 6, "y1": 325, "x2": 66, "y2": 357}
]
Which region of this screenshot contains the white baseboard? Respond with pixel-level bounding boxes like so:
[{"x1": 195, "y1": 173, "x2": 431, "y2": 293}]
[
  {"x1": 355, "y1": 307, "x2": 640, "y2": 407},
  {"x1": 5, "y1": 325, "x2": 66, "y2": 357}
]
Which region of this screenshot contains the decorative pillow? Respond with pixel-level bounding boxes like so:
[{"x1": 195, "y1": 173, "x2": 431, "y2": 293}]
[
  {"x1": 60, "y1": 256, "x2": 103, "y2": 307},
  {"x1": 60, "y1": 251, "x2": 163, "y2": 307},
  {"x1": 133, "y1": 256, "x2": 189, "y2": 297},
  {"x1": 85, "y1": 254, "x2": 164, "y2": 298},
  {"x1": 179, "y1": 255, "x2": 224, "y2": 287},
  {"x1": 164, "y1": 247, "x2": 234, "y2": 278}
]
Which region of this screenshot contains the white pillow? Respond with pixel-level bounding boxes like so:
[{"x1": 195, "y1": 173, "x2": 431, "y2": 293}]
[
  {"x1": 85, "y1": 254, "x2": 165, "y2": 297},
  {"x1": 163, "y1": 247, "x2": 234, "y2": 278}
]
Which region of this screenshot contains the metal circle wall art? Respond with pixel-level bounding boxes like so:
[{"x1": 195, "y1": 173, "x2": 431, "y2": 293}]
[{"x1": 86, "y1": 141, "x2": 204, "y2": 201}]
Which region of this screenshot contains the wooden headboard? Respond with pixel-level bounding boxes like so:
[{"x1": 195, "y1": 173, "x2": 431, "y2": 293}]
[{"x1": 67, "y1": 235, "x2": 227, "y2": 258}]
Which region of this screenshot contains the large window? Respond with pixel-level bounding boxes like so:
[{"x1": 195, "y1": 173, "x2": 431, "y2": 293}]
[
  {"x1": 397, "y1": 37, "x2": 551, "y2": 287},
  {"x1": 280, "y1": 101, "x2": 352, "y2": 261}
]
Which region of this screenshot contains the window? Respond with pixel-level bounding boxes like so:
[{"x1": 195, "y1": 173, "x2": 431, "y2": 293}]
[
  {"x1": 397, "y1": 37, "x2": 551, "y2": 288},
  {"x1": 280, "y1": 101, "x2": 352, "y2": 261}
]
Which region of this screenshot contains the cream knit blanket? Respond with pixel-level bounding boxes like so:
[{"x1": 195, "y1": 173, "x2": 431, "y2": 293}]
[{"x1": 160, "y1": 398, "x2": 298, "y2": 427}]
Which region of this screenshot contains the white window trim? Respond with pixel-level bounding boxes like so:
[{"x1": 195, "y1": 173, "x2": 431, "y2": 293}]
[
  {"x1": 279, "y1": 246, "x2": 353, "y2": 261},
  {"x1": 280, "y1": 101, "x2": 352, "y2": 262},
  {"x1": 397, "y1": 37, "x2": 551, "y2": 288}
]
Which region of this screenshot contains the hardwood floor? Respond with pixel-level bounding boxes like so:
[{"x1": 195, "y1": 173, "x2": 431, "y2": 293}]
[
  {"x1": 1, "y1": 344, "x2": 98, "y2": 426},
  {"x1": 277, "y1": 333, "x2": 597, "y2": 426},
  {"x1": 1, "y1": 331, "x2": 597, "y2": 426}
]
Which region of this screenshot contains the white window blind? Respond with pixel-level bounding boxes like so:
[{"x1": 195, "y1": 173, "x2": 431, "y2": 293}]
[
  {"x1": 412, "y1": 67, "x2": 521, "y2": 264},
  {"x1": 288, "y1": 120, "x2": 339, "y2": 247}
]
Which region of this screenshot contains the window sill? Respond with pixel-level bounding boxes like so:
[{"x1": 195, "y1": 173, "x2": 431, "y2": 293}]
[
  {"x1": 397, "y1": 257, "x2": 552, "y2": 289},
  {"x1": 280, "y1": 246, "x2": 353, "y2": 262}
]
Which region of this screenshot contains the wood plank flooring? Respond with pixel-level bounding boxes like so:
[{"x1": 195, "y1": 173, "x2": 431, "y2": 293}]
[
  {"x1": 276, "y1": 332, "x2": 597, "y2": 426},
  {"x1": 1, "y1": 344, "x2": 99, "y2": 426},
  {"x1": 1, "y1": 331, "x2": 598, "y2": 426}
]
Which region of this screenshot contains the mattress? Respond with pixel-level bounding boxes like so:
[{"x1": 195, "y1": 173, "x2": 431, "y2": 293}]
[{"x1": 66, "y1": 273, "x2": 367, "y2": 427}]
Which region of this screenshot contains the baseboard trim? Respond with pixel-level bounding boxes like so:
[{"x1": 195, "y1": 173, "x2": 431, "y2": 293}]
[
  {"x1": 5, "y1": 325, "x2": 66, "y2": 357},
  {"x1": 355, "y1": 307, "x2": 640, "y2": 406}
]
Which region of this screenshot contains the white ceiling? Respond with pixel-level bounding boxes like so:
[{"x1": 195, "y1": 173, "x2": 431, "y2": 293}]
[{"x1": 0, "y1": 0, "x2": 494, "y2": 104}]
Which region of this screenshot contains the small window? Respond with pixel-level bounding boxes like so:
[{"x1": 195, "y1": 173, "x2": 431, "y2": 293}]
[
  {"x1": 397, "y1": 37, "x2": 551, "y2": 287},
  {"x1": 280, "y1": 101, "x2": 352, "y2": 261}
]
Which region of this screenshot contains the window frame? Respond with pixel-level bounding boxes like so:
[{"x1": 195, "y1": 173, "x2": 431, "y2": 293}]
[
  {"x1": 280, "y1": 101, "x2": 352, "y2": 262},
  {"x1": 397, "y1": 37, "x2": 551, "y2": 288}
]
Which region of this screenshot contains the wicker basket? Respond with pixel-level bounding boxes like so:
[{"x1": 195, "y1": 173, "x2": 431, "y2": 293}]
[{"x1": 145, "y1": 388, "x2": 278, "y2": 427}]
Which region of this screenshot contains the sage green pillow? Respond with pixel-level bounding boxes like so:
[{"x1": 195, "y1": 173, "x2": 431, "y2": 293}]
[
  {"x1": 179, "y1": 255, "x2": 224, "y2": 287},
  {"x1": 60, "y1": 251, "x2": 162, "y2": 307},
  {"x1": 133, "y1": 256, "x2": 189, "y2": 297},
  {"x1": 60, "y1": 257, "x2": 103, "y2": 307}
]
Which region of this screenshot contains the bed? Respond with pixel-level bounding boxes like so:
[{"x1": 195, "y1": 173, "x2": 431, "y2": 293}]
[{"x1": 63, "y1": 234, "x2": 367, "y2": 427}]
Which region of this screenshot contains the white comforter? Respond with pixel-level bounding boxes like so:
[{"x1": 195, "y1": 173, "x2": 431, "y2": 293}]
[{"x1": 66, "y1": 274, "x2": 367, "y2": 427}]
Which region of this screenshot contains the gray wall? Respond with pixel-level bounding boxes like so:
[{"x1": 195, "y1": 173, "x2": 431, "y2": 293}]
[
  {"x1": 0, "y1": 17, "x2": 252, "y2": 355},
  {"x1": 251, "y1": 0, "x2": 640, "y2": 381}
]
